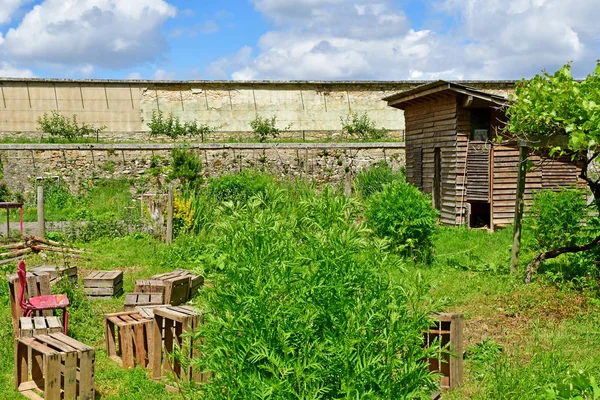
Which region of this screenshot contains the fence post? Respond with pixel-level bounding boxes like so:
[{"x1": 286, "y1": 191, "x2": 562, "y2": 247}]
[
  {"x1": 37, "y1": 185, "x2": 45, "y2": 238},
  {"x1": 166, "y1": 185, "x2": 173, "y2": 245}
]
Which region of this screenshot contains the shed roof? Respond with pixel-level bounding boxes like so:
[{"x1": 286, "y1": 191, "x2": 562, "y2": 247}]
[{"x1": 383, "y1": 80, "x2": 509, "y2": 109}]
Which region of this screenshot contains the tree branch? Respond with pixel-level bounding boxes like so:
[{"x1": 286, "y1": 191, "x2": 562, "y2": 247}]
[{"x1": 525, "y1": 234, "x2": 600, "y2": 282}]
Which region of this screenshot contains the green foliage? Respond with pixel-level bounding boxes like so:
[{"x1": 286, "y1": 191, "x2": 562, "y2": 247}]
[
  {"x1": 354, "y1": 160, "x2": 405, "y2": 198},
  {"x1": 148, "y1": 110, "x2": 216, "y2": 139},
  {"x1": 37, "y1": 110, "x2": 106, "y2": 141},
  {"x1": 189, "y1": 189, "x2": 437, "y2": 399},
  {"x1": 526, "y1": 189, "x2": 588, "y2": 252},
  {"x1": 40, "y1": 178, "x2": 76, "y2": 211},
  {"x1": 102, "y1": 160, "x2": 115, "y2": 173},
  {"x1": 250, "y1": 114, "x2": 290, "y2": 142},
  {"x1": 0, "y1": 183, "x2": 11, "y2": 202},
  {"x1": 366, "y1": 181, "x2": 438, "y2": 262},
  {"x1": 207, "y1": 170, "x2": 273, "y2": 203},
  {"x1": 544, "y1": 370, "x2": 600, "y2": 399},
  {"x1": 341, "y1": 112, "x2": 386, "y2": 140},
  {"x1": 168, "y1": 146, "x2": 203, "y2": 187}
]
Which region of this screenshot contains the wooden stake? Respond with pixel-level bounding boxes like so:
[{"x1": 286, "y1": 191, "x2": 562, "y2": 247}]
[
  {"x1": 37, "y1": 186, "x2": 44, "y2": 238},
  {"x1": 166, "y1": 185, "x2": 174, "y2": 245},
  {"x1": 510, "y1": 145, "x2": 528, "y2": 274}
]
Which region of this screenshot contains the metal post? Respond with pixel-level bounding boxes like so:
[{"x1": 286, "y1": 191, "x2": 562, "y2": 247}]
[
  {"x1": 37, "y1": 185, "x2": 45, "y2": 238},
  {"x1": 510, "y1": 146, "x2": 528, "y2": 274},
  {"x1": 166, "y1": 185, "x2": 174, "y2": 245},
  {"x1": 6, "y1": 209, "x2": 9, "y2": 239}
]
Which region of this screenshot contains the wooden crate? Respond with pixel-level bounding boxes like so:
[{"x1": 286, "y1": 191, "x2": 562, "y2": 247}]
[
  {"x1": 19, "y1": 316, "x2": 62, "y2": 338},
  {"x1": 150, "y1": 270, "x2": 204, "y2": 305},
  {"x1": 15, "y1": 333, "x2": 95, "y2": 400},
  {"x1": 105, "y1": 311, "x2": 153, "y2": 370},
  {"x1": 83, "y1": 270, "x2": 123, "y2": 299},
  {"x1": 8, "y1": 271, "x2": 53, "y2": 336},
  {"x1": 29, "y1": 265, "x2": 77, "y2": 285},
  {"x1": 424, "y1": 313, "x2": 464, "y2": 391},
  {"x1": 135, "y1": 304, "x2": 170, "y2": 319},
  {"x1": 134, "y1": 279, "x2": 166, "y2": 297},
  {"x1": 151, "y1": 305, "x2": 207, "y2": 388},
  {"x1": 124, "y1": 293, "x2": 164, "y2": 311}
]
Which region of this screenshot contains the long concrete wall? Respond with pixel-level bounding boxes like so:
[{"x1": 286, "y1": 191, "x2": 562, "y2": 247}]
[
  {"x1": 0, "y1": 79, "x2": 515, "y2": 141},
  {"x1": 0, "y1": 142, "x2": 406, "y2": 198}
]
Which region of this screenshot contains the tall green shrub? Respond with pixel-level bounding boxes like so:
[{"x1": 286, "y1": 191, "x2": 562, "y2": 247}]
[
  {"x1": 527, "y1": 188, "x2": 587, "y2": 251},
  {"x1": 365, "y1": 181, "x2": 438, "y2": 262},
  {"x1": 354, "y1": 160, "x2": 405, "y2": 198},
  {"x1": 168, "y1": 146, "x2": 203, "y2": 187},
  {"x1": 341, "y1": 112, "x2": 386, "y2": 140},
  {"x1": 207, "y1": 170, "x2": 273, "y2": 203},
  {"x1": 188, "y1": 190, "x2": 437, "y2": 399}
]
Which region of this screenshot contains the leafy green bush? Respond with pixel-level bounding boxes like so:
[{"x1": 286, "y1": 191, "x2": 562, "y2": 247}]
[
  {"x1": 168, "y1": 147, "x2": 203, "y2": 187},
  {"x1": 147, "y1": 110, "x2": 216, "y2": 139},
  {"x1": 250, "y1": 114, "x2": 290, "y2": 142},
  {"x1": 37, "y1": 110, "x2": 106, "y2": 141},
  {"x1": 187, "y1": 190, "x2": 437, "y2": 398},
  {"x1": 366, "y1": 181, "x2": 438, "y2": 261},
  {"x1": 526, "y1": 188, "x2": 588, "y2": 251},
  {"x1": 207, "y1": 170, "x2": 273, "y2": 203},
  {"x1": 341, "y1": 112, "x2": 386, "y2": 140},
  {"x1": 354, "y1": 160, "x2": 405, "y2": 198}
]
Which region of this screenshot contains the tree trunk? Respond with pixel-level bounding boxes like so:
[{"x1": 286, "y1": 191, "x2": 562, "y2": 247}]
[{"x1": 525, "y1": 234, "x2": 600, "y2": 282}]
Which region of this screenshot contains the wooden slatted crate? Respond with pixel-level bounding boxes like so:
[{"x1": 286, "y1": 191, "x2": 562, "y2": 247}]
[
  {"x1": 19, "y1": 316, "x2": 62, "y2": 338},
  {"x1": 83, "y1": 271, "x2": 123, "y2": 299},
  {"x1": 8, "y1": 271, "x2": 53, "y2": 336},
  {"x1": 135, "y1": 304, "x2": 170, "y2": 319},
  {"x1": 105, "y1": 311, "x2": 153, "y2": 370},
  {"x1": 124, "y1": 293, "x2": 164, "y2": 311},
  {"x1": 424, "y1": 313, "x2": 464, "y2": 391},
  {"x1": 15, "y1": 333, "x2": 95, "y2": 400},
  {"x1": 29, "y1": 265, "x2": 77, "y2": 285},
  {"x1": 149, "y1": 270, "x2": 204, "y2": 306},
  {"x1": 134, "y1": 279, "x2": 166, "y2": 297},
  {"x1": 151, "y1": 305, "x2": 207, "y2": 389}
]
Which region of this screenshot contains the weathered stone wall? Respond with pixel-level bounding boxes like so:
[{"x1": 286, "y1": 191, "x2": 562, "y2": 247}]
[
  {"x1": 0, "y1": 79, "x2": 515, "y2": 142},
  {"x1": 0, "y1": 143, "x2": 405, "y2": 198}
]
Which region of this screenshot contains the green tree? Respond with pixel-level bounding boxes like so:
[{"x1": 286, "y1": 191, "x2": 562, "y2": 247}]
[
  {"x1": 506, "y1": 62, "x2": 600, "y2": 207},
  {"x1": 505, "y1": 62, "x2": 600, "y2": 279}
]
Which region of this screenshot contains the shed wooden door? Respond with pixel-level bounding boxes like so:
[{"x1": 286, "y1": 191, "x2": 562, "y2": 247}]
[{"x1": 434, "y1": 148, "x2": 441, "y2": 210}]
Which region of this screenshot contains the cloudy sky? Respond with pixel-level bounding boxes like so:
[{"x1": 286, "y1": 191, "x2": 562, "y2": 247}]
[{"x1": 0, "y1": 0, "x2": 598, "y2": 80}]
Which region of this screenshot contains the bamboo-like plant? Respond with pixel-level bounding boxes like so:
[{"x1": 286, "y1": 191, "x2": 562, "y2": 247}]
[{"x1": 182, "y1": 186, "x2": 438, "y2": 398}]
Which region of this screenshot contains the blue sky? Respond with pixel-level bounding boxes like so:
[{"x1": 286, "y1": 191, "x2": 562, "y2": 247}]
[{"x1": 0, "y1": 0, "x2": 598, "y2": 81}]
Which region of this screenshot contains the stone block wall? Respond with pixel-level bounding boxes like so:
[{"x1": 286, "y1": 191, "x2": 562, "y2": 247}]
[{"x1": 0, "y1": 143, "x2": 405, "y2": 198}]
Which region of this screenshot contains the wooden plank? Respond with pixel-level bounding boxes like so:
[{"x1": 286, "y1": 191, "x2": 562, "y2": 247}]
[
  {"x1": 62, "y1": 350, "x2": 78, "y2": 399},
  {"x1": 44, "y1": 352, "x2": 61, "y2": 400},
  {"x1": 152, "y1": 315, "x2": 163, "y2": 380},
  {"x1": 78, "y1": 347, "x2": 95, "y2": 400}
]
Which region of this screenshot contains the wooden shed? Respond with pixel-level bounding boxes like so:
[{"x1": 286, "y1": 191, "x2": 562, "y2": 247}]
[{"x1": 384, "y1": 80, "x2": 584, "y2": 229}]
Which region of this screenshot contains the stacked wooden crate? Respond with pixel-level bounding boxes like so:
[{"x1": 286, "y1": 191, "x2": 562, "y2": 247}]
[
  {"x1": 15, "y1": 333, "x2": 95, "y2": 399},
  {"x1": 84, "y1": 270, "x2": 124, "y2": 299},
  {"x1": 149, "y1": 270, "x2": 204, "y2": 305},
  {"x1": 29, "y1": 264, "x2": 77, "y2": 285},
  {"x1": 19, "y1": 316, "x2": 62, "y2": 337},
  {"x1": 7, "y1": 271, "x2": 53, "y2": 336}
]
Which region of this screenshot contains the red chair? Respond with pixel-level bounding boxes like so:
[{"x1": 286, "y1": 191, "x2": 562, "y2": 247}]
[{"x1": 17, "y1": 261, "x2": 69, "y2": 334}]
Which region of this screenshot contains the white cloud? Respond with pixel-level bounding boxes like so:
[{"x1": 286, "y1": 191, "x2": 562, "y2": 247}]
[
  {"x1": 0, "y1": 61, "x2": 34, "y2": 77},
  {"x1": 1, "y1": 0, "x2": 176, "y2": 69},
  {"x1": 213, "y1": 0, "x2": 600, "y2": 80},
  {"x1": 126, "y1": 71, "x2": 143, "y2": 80},
  {"x1": 0, "y1": 0, "x2": 25, "y2": 25},
  {"x1": 80, "y1": 64, "x2": 94, "y2": 76},
  {"x1": 152, "y1": 69, "x2": 175, "y2": 80}
]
